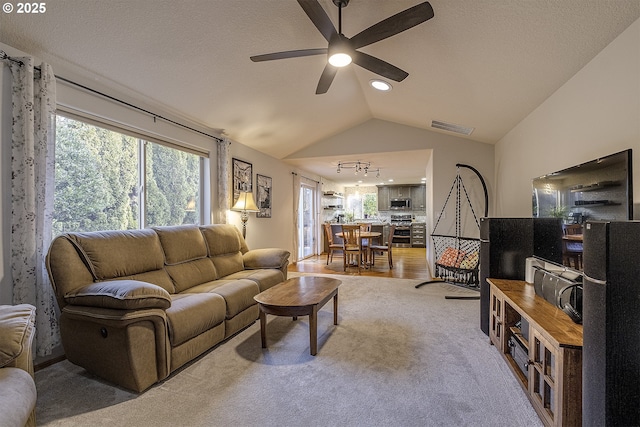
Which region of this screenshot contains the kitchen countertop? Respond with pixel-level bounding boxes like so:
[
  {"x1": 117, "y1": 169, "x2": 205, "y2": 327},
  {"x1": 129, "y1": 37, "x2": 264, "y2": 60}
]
[{"x1": 330, "y1": 221, "x2": 389, "y2": 225}]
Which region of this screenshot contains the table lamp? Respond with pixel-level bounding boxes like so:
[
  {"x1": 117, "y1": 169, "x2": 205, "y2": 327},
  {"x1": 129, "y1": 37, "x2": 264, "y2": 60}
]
[{"x1": 231, "y1": 191, "x2": 260, "y2": 238}]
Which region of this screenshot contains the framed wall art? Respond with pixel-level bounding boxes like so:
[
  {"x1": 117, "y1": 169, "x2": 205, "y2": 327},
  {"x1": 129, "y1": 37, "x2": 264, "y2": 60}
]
[
  {"x1": 256, "y1": 174, "x2": 272, "y2": 218},
  {"x1": 232, "y1": 158, "x2": 253, "y2": 205}
]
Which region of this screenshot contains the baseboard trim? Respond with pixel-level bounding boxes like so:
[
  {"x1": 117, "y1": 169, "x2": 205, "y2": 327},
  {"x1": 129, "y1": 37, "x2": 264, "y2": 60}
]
[{"x1": 35, "y1": 354, "x2": 66, "y2": 372}]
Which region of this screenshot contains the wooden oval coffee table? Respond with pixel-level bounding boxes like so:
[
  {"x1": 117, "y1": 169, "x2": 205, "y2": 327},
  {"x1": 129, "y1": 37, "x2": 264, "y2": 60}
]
[{"x1": 254, "y1": 276, "x2": 341, "y2": 356}]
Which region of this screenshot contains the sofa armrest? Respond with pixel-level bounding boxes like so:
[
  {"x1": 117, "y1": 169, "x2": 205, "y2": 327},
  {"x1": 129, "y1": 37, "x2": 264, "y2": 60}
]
[
  {"x1": 243, "y1": 248, "x2": 291, "y2": 270},
  {"x1": 64, "y1": 280, "x2": 171, "y2": 310},
  {"x1": 0, "y1": 304, "x2": 36, "y2": 374}
]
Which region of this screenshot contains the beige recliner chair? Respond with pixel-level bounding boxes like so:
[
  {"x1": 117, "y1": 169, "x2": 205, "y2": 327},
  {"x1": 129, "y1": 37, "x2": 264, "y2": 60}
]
[{"x1": 0, "y1": 304, "x2": 37, "y2": 427}]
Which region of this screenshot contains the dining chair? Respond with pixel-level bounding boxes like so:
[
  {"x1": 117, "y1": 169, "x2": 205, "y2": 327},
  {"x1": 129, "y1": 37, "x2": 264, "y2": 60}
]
[
  {"x1": 341, "y1": 224, "x2": 362, "y2": 274},
  {"x1": 369, "y1": 224, "x2": 396, "y2": 269},
  {"x1": 562, "y1": 223, "x2": 583, "y2": 269},
  {"x1": 324, "y1": 223, "x2": 343, "y2": 265},
  {"x1": 357, "y1": 223, "x2": 372, "y2": 264}
]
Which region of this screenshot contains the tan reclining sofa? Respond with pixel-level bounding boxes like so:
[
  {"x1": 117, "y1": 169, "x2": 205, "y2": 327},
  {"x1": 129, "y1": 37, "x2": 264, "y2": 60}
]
[
  {"x1": 0, "y1": 304, "x2": 37, "y2": 427},
  {"x1": 46, "y1": 224, "x2": 290, "y2": 392}
]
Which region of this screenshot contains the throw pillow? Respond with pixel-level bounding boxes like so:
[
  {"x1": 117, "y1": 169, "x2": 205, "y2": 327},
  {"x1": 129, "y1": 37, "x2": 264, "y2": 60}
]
[
  {"x1": 437, "y1": 247, "x2": 466, "y2": 268},
  {"x1": 460, "y1": 251, "x2": 479, "y2": 269},
  {"x1": 65, "y1": 280, "x2": 171, "y2": 310}
]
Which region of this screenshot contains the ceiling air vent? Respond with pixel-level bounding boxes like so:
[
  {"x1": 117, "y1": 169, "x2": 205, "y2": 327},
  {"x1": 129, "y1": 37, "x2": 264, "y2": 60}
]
[{"x1": 431, "y1": 120, "x2": 474, "y2": 136}]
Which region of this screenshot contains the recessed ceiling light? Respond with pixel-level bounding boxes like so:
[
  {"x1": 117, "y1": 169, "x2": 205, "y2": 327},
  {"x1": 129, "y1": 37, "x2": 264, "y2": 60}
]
[
  {"x1": 421, "y1": 177, "x2": 427, "y2": 181},
  {"x1": 388, "y1": 179, "x2": 394, "y2": 182},
  {"x1": 370, "y1": 79, "x2": 392, "y2": 91}
]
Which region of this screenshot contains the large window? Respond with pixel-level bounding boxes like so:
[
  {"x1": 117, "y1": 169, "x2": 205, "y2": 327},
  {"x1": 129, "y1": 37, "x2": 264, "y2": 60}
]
[
  {"x1": 53, "y1": 115, "x2": 204, "y2": 235},
  {"x1": 346, "y1": 191, "x2": 378, "y2": 220}
]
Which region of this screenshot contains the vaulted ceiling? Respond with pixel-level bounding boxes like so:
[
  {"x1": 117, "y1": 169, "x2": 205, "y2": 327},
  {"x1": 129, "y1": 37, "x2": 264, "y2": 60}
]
[{"x1": 1, "y1": 0, "x2": 638, "y2": 184}]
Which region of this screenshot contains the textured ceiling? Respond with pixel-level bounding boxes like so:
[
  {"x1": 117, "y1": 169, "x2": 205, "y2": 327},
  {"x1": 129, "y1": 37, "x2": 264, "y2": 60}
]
[{"x1": 1, "y1": 0, "x2": 639, "y2": 184}]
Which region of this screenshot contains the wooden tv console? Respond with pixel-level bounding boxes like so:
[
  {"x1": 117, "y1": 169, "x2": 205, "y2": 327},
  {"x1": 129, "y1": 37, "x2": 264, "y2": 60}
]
[{"x1": 488, "y1": 278, "x2": 583, "y2": 427}]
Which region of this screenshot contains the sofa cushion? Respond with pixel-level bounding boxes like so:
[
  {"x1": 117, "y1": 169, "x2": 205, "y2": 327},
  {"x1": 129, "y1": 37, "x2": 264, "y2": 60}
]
[
  {"x1": 153, "y1": 225, "x2": 208, "y2": 265},
  {"x1": 211, "y1": 252, "x2": 245, "y2": 278},
  {"x1": 200, "y1": 225, "x2": 247, "y2": 277},
  {"x1": 154, "y1": 225, "x2": 219, "y2": 292},
  {"x1": 223, "y1": 269, "x2": 285, "y2": 292},
  {"x1": 0, "y1": 368, "x2": 36, "y2": 427},
  {"x1": 64, "y1": 280, "x2": 171, "y2": 310},
  {"x1": 0, "y1": 305, "x2": 35, "y2": 368},
  {"x1": 165, "y1": 259, "x2": 218, "y2": 293},
  {"x1": 67, "y1": 229, "x2": 166, "y2": 280},
  {"x1": 116, "y1": 269, "x2": 175, "y2": 294},
  {"x1": 166, "y1": 293, "x2": 226, "y2": 347},
  {"x1": 200, "y1": 224, "x2": 243, "y2": 256},
  {"x1": 187, "y1": 279, "x2": 259, "y2": 319},
  {"x1": 243, "y1": 248, "x2": 290, "y2": 270}
]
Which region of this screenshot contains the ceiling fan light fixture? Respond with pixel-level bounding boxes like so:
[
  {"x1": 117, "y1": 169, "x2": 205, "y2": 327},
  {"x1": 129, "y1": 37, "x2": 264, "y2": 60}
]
[
  {"x1": 328, "y1": 35, "x2": 352, "y2": 67},
  {"x1": 370, "y1": 79, "x2": 392, "y2": 91},
  {"x1": 328, "y1": 53, "x2": 351, "y2": 67},
  {"x1": 251, "y1": 0, "x2": 434, "y2": 94}
]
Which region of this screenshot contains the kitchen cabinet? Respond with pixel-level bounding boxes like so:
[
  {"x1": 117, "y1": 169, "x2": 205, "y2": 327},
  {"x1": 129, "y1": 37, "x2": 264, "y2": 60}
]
[
  {"x1": 411, "y1": 223, "x2": 426, "y2": 247},
  {"x1": 377, "y1": 186, "x2": 390, "y2": 211},
  {"x1": 411, "y1": 185, "x2": 426, "y2": 209},
  {"x1": 388, "y1": 186, "x2": 412, "y2": 199},
  {"x1": 377, "y1": 185, "x2": 426, "y2": 211}
]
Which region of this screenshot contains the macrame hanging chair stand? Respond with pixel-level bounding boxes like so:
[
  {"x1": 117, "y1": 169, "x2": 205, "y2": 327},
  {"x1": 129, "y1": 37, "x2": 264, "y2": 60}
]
[{"x1": 416, "y1": 164, "x2": 488, "y2": 299}]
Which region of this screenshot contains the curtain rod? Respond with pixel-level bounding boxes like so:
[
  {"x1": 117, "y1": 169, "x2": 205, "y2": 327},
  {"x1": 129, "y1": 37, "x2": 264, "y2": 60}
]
[
  {"x1": 1, "y1": 50, "x2": 223, "y2": 142},
  {"x1": 291, "y1": 171, "x2": 320, "y2": 184}
]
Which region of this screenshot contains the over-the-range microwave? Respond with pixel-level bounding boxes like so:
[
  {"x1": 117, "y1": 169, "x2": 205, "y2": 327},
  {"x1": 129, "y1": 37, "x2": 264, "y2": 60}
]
[{"x1": 390, "y1": 198, "x2": 411, "y2": 210}]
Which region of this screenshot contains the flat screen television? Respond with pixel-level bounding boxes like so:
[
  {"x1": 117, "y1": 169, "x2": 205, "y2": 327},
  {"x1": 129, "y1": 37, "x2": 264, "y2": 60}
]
[{"x1": 532, "y1": 149, "x2": 633, "y2": 223}]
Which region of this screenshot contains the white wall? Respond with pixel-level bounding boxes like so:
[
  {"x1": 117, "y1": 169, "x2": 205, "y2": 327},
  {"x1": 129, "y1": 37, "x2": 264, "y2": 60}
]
[
  {"x1": 227, "y1": 141, "x2": 300, "y2": 253},
  {"x1": 495, "y1": 18, "x2": 640, "y2": 219}
]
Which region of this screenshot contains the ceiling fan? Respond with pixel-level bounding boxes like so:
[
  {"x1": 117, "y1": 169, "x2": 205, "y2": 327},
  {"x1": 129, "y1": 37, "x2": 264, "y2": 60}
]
[{"x1": 250, "y1": 0, "x2": 434, "y2": 94}]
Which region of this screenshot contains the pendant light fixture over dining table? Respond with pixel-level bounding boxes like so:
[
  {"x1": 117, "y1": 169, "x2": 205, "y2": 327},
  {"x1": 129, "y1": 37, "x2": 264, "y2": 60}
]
[{"x1": 336, "y1": 160, "x2": 380, "y2": 178}]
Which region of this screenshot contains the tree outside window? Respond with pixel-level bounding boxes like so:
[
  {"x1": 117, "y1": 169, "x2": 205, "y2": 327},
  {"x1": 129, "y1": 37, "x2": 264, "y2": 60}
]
[
  {"x1": 363, "y1": 193, "x2": 377, "y2": 218},
  {"x1": 54, "y1": 115, "x2": 203, "y2": 235},
  {"x1": 346, "y1": 192, "x2": 378, "y2": 220}
]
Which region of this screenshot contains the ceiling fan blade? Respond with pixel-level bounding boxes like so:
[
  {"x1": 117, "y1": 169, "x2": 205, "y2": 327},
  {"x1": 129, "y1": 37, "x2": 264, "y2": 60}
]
[
  {"x1": 316, "y1": 64, "x2": 338, "y2": 94},
  {"x1": 250, "y1": 48, "x2": 327, "y2": 62},
  {"x1": 352, "y1": 51, "x2": 408, "y2": 82},
  {"x1": 350, "y1": 2, "x2": 434, "y2": 49},
  {"x1": 297, "y1": 0, "x2": 338, "y2": 43}
]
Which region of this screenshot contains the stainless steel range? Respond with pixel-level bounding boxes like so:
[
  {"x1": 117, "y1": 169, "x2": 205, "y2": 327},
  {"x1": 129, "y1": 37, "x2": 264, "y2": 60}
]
[{"x1": 390, "y1": 214, "x2": 412, "y2": 247}]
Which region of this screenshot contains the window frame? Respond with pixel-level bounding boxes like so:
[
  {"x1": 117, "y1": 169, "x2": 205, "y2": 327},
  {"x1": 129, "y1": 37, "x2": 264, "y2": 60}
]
[{"x1": 54, "y1": 110, "x2": 209, "y2": 232}]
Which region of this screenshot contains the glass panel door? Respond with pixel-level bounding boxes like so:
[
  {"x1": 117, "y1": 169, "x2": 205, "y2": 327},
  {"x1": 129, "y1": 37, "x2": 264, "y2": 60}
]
[{"x1": 298, "y1": 184, "x2": 316, "y2": 260}]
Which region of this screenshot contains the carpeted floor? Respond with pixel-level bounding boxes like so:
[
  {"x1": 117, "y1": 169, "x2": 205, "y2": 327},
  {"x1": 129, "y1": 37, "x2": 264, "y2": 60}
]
[{"x1": 35, "y1": 274, "x2": 542, "y2": 426}]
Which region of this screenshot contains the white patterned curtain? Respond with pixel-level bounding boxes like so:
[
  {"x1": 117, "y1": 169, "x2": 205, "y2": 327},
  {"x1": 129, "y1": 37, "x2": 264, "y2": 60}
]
[
  {"x1": 8, "y1": 56, "x2": 60, "y2": 356},
  {"x1": 216, "y1": 138, "x2": 231, "y2": 224}
]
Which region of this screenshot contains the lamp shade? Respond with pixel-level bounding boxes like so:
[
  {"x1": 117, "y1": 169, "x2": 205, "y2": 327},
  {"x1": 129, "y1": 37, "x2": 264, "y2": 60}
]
[{"x1": 232, "y1": 191, "x2": 260, "y2": 212}]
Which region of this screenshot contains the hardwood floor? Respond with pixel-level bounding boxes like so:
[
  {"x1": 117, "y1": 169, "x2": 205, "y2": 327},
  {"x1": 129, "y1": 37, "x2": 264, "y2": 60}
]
[{"x1": 289, "y1": 247, "x2": 433, "y2": 280}]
